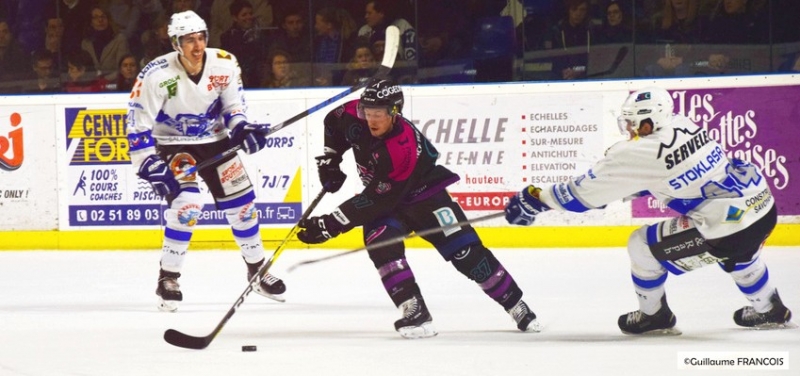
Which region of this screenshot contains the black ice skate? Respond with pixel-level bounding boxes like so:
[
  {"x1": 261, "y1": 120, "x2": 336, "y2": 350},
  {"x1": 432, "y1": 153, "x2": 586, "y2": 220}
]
[
  {"x1": 156, "y1": 269, "x2": 182, "y2": 312},
  {"x1": 618, "y1": 295, "x2": 681, "y2": 335},
  {"x1": 394, "y1": 295, "x2": 437, "y2": 339},
  {"x1": 507, "y1": 299, "x2": 542, "y2": 332},
  {"x1": 246, "y1": 259, "x2": 286, "y2": 303},
  {"x1": 734, "y1": 290, "x2": 795, "y2": 329}
]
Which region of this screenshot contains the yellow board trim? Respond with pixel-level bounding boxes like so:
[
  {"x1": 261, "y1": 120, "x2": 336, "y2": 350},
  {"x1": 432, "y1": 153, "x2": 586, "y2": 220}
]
[{"x1": 1, "y1": 224, "x2": 797, "y2": 250}]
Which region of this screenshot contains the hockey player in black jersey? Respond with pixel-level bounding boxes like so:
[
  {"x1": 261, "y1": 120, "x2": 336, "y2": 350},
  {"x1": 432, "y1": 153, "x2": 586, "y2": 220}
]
[
  {"x1": 297, "y1": 79, "x2": 540, "y2": 338},
  {"x1": 505, "y1": 86, "x2": 794, "y2": 334}
]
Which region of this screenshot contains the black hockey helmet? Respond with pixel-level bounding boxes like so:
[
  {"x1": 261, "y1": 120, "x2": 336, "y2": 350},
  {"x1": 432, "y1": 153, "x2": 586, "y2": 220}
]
[{"x1": 358, "y1": 78, "x2": 404, "y2": 118}]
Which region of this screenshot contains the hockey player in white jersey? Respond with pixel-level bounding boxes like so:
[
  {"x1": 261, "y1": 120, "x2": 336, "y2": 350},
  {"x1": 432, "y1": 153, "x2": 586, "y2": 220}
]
[
  {"x1": 126, "y1": 10, "x2": 285, "y2": 312},
  {"x1": 505, "y1": 87, "x2": 793, "y2": 334}
]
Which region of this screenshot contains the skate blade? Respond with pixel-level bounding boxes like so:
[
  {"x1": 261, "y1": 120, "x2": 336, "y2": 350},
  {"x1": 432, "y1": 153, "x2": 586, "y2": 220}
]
[
  {"x1": 252, "y1": 286, "x2": 286, "y2": 303},
  {"x1": 397, "y1": 322, "x2": 438, "y2": 339},
  {"x1": 523, "y1": 319, "x2": 543, "y2": 333},
  {"x1": 622, "y1": 327, "x2": 682, "y2": 336},
  {"x1": 749, "y1": 321, "x2": 798, "y2": 330},
  {"x1": 158, "y1": 299, "x2": 179, "y2": 312}
]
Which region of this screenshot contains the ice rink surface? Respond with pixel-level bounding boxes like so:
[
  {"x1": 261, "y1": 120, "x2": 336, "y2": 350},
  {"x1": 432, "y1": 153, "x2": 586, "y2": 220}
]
[{"x1": 1, "y1": 247, "x2": 797, "y2": 376}]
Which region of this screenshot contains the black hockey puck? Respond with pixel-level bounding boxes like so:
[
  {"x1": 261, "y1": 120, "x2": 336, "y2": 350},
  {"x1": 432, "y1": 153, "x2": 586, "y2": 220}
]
[{"x1": 242, "y1": 345, "x2": 257, "y2": 352}]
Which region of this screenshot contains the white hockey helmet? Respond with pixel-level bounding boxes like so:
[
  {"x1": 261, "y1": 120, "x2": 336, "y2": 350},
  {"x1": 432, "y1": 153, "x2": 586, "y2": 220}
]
[
  {"x1": 617, "y1": 86, "x2": 674, "y2": 136},
  {"x1": 167, "y1": 11, "x2": 207, "y2": 51}
]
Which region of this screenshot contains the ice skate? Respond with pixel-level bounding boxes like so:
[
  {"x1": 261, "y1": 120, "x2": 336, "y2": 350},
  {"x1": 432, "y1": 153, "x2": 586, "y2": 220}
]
[
  {"x1": 734, "y1": 290, "x2": 796, "y2": 329},
  {"x1": 247, "y1": 259, "x2": 287, "y2": 303},
  {"x1": 394, "y1": 296, "x2": 437, "y2": 339},
  {"x1": 156, "y1": 270, "x2": 182, "y2": 312},
  {"x1": 618, "y1": 295, "x2": 681, "y2": 335},
  {"x1": 507, "y1": 299, "x2": 542, "y2": 332}
]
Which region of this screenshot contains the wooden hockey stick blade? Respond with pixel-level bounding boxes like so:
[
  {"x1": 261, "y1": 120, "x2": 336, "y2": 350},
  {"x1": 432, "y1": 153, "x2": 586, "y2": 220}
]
[
  {"x1": 174, "y1": 26, "x2": 401, "y2": 181},
  {"x1": 287, "y1": 211, "x2": 505, "y2": 272},
  {"x1": 163, "y1": 190, "x2": 326, "y2": 349}
]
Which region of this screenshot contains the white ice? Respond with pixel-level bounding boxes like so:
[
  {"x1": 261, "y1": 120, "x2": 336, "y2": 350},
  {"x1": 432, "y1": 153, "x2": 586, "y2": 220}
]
[{"x1": 1, "y1": 247, "x2": 798, "y2": 376}]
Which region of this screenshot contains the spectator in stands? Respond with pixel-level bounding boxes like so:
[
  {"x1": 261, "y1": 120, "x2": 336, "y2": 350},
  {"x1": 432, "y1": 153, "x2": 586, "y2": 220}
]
[
  {"x1": 57, "y1": 0, "x2": 98, "y2": 53},
  {"x1": 139, "y1": 13, "x2": 172, "y2": 68},
  {"x1": 220, "y1": 0, "x2": 268, "y2": 87},
  {"x1": 313, "y1": 6, "x2": 357, "y2": 64},
  {"x1": 340, "y1": 38, "x2": 377, "y2": 86},
  {"x1": 649, "y1": 0, "x2": 704, "y2": 44},
  {"x1": 106, "y1": 0, "x2": 145, "y2": 58},
  {"x1": 640, "y1": 0, "x2": 703, "y2": 77},
  {"x1": 704, "y1": 0, "x2": 768, "y2": 44},
  {"x1": 170, "y1": 0, "x2": 197, "y2": 14},
  {"x1": 357, "y1": 0, "x2": 416, "y2": 61},
  {"x1": 209, "y1": 0, "x2": 272, "y2": 48},
  {"x1": 81, "y1": 5, "x2": 131, "y2": 80},
  {"x1": 696, "y1": 0, "x2": 768, "y2": 74},
  {"x1": 10, "y1": 0, "x2": 52, "y2": 55},
  {"x1": 269, "y1": 6, "x2": 311, "y2": 63},
  {"x1": 63, "y1": 49, "x2": 109, "y2": 93},
  {"x1": 313, "y1": 6, "x2": 357, "y2": 86},
  {"x1": 546, "y1": 0, "x2": 594, "y2": 80},
  {"x1": 259, "y1": 49, "x2": 310, "y2": 88},
  {"x1": 43, "y1": 16, "x2": 65, "y2": 68},
  {"x1": 416, "y1": 2, "x2": 472, "y2": 68},
  {"x1": 0, "y1": 20, "x2": 30, "y2": 85},
  {"x1": 23, "y1": 50, "x2": 61, "y2": 93},
  {"x1": 110, "y1": 53, "x2": 139, "y2": 92},
  {"x1": 596, "y1": 0, "x2": 632, "y2": 44}
]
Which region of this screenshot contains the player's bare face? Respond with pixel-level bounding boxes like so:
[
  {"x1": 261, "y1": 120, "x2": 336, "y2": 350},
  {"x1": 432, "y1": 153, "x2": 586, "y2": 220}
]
[
  {"x1": 364, "y1": 107, "x2": 393, "y2": 138},
  {"x1": 179, "y1": 32, "x2": 206, "y2": 72}
]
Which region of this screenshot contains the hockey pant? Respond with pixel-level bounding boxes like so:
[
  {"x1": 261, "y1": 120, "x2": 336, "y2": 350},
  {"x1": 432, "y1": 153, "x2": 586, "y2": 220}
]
[
  {"x1": 364, "y1": 190, "x2": 524, "y2": 310},
  {"x1": 156, "y1": 139, "x2": 266, "y2": 272},
  {"x1": 626, "y1": 205, "x2": 778, "y2": 315}
]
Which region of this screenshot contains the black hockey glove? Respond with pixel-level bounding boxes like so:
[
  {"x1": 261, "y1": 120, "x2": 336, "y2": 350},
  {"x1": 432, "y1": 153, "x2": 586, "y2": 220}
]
[
  {"x1": 230, "y1": 122, "x2": 270, "y2": 154},
  {"x1": 297, "y1": 214, "x2": 344, "y2": 244},
  {"x1": 505, "y1": 185, "x2": 550, "y2": 226},
  {"x1": 315, "y1": 154, "x2": 347, "y2": 193},
  {"x1": 138, "y1": 154, "x2": 180, "y2": 197}
]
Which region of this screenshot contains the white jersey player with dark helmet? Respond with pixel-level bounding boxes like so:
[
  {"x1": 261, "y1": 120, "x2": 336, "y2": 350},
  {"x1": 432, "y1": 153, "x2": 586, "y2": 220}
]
[
  {"x1": 505, "y1": 86, "x2": 794, "y2": 334},
  {"x1": 126, "y1": 10, "x2": 285, "y2": 312}
]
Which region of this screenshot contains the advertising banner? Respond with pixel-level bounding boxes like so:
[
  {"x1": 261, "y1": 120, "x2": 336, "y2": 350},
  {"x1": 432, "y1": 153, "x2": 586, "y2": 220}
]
[
  {"x1": 0, "y1": 106, "x2": 58, "y2": 230},
  {"x1": 57, "y1": 98, "x2": 313, "y2": 230},
  {"x1": 408, "y1": 91, "x2": 607, "y2": 214}
]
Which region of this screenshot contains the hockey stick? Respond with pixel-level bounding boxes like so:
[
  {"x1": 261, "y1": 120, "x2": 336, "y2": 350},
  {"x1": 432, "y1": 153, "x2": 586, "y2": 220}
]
[
  {"x1": 586, "y1": 46, "x2": 629, "y2": 78},
  {"x1": 287, "y1": 211, "x2": 505, "y2": 272},
  {"x1": 163, "y1": 190, "x2": 326, "y2": 350},
  {"x1": 174, "y1": 25, "x2": 401, "y2": 180}
]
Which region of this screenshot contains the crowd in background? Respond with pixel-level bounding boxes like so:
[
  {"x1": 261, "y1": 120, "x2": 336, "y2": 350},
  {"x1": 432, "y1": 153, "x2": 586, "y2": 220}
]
[{"x1": 0, "y1": 0, "x2": 798, "y2": 94}]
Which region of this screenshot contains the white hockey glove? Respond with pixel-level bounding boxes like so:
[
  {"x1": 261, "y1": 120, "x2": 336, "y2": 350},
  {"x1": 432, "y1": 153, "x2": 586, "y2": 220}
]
[{"x1": 505, "y1": 185, "x2": 550, "y2": 226}]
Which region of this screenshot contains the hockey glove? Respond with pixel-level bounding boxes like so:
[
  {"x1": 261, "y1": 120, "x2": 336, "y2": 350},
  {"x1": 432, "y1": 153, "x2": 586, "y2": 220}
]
[
  {"x1": 230, "y1": 122, "x2": 270, "y2": 154},
  {"x1": 138, "y1": 154, "x2": 180, "y2": 197},
  {"x1": 315, "y1": 154, "x2": 347, "y2": 193},
  {"x1": 297, "y1": 214, "x2": 344, "y2": 244},
  {"x1": 505, "y1": 185, "x2": 550, "y2": 226}
]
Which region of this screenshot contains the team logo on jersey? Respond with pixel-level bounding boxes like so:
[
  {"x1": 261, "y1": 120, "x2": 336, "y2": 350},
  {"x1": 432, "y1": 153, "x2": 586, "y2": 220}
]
[
  {"x1": 433, "y1": 207, "x2": 460, "y2": 237},
  {"x1": 177, "y1": 203, "x2": 202, "y2": 226},
  {"x1": 725, "y1": 206, "x2": 745, "y2": 222},
  {"x1": 216, "y1": 51, "x2": 232, "y2": 60},
  {"x1": 208, "y1": 75, "x2": 230, "y2": 89},
  {"x1": 657, "y1": 127, "x2": 710, "y2": 169},
  {"x1": 375, "y1": 181, "x2": 391, "y2": 194}
]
